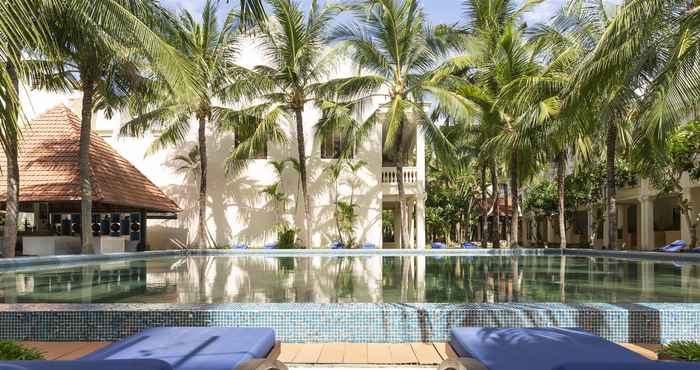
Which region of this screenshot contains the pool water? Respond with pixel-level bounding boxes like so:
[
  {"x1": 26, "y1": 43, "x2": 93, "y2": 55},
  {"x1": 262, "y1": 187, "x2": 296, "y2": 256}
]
[{"x1": 0, "y1": 255, "x2": 698, "y2": 304}]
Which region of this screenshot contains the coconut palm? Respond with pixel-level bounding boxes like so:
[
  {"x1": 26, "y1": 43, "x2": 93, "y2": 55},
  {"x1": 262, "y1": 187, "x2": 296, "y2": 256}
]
[
  {"x1": 223, "y1": 0, "x2": 379, "y2": 248},
  {"x1": 122, "y1": 0, "x2": 241, "y2": 248},
  {"x1": 324, "y1": 0, "x2": 461, "y2": 248},
  {"x1": 431, "y1": 0, "x2": 545, "y2": 247},
  {"x1": 565, "y1": 0, "x2": 700, "y2": 248},
  {"x1": 0, "y1": 0, "x2": 189, "y2": 256},
  {"x1": 490, "y1": 1, "x2": 606, "y2": 248}
]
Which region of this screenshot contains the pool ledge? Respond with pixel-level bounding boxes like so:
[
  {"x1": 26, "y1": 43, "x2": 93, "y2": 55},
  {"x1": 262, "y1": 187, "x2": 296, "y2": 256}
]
[
  {"x1": 0, "y1": 302, "x2": 698, "y2": 344},
  {"x1": 5, "y1": 247, "x2": 700, "y2": 270}
]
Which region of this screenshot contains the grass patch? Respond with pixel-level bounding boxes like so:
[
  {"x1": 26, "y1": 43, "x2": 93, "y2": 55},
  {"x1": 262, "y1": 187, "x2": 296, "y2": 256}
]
[
  {"x1": 0, "y1": 341, "x2": 44, "y2": 360},
  {"x1": 659, "y1": 341, "x2": 700, "y2": 361}
]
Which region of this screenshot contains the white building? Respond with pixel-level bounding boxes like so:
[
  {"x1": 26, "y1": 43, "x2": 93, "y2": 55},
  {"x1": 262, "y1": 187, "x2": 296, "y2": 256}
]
[
  {"x1": 520, "y1": 176, "x2": 700, "y2": 250},
  {"x1": 18, "y1": 88, "x2": 427, "y2": 250}
]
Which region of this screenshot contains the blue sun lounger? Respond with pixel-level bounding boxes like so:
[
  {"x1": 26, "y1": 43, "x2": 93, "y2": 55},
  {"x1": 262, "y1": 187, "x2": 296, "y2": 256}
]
[
  {"x1": 437, "y1": 327, "x2": 700, "y2": 370},
  {"x1": 0, "y1": 327, "x2": 286, "y2": 370},
  {"x1": 432, "y1": 242, "x2": 448, "y2": 249},
  {"x1": 461, "y1": 242, "x2": 479, "y2": 249},
  {"x1": 658, "y1": 240, "x2": 688, "y2": 253}
]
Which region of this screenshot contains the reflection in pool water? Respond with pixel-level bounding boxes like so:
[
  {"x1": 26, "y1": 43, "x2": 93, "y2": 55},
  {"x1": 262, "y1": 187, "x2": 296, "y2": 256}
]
[{"x1": 0, "y1": 255, "x2": 698, "y2": 304}]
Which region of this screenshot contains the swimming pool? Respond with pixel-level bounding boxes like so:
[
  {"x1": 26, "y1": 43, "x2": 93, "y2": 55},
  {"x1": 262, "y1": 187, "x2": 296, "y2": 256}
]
[
  {"x1": 0, "y1": 249, "x2": 699, "y2": 343},
  {"x1": 1, "y1": 254, "x2": 698, "y2": 304}
]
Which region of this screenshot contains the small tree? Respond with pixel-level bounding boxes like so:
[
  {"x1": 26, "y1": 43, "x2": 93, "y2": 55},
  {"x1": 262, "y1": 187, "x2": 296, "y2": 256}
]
[
  {"x1": 325, "y1": 160, "x2": 366, "y2": 248},
  {"x1": 641, "y1": 121, "x2": 700, "y2": 248}
]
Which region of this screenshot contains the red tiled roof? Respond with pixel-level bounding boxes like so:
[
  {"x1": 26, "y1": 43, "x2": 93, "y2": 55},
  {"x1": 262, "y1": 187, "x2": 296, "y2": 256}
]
[{"x1": 0, "y1": 104, "x2": 180, "y2": 213}]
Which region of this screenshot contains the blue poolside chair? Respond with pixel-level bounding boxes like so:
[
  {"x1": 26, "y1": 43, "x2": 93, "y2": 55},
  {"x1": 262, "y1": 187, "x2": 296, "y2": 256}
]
[
  {"x1": 329, "y1": 240, "x2": 346, "y2": 249},
  {"x1": 431, "y1": 242, "x2": 448, "y2": 249},
  {"x1": 0, "y1": 360, "x2": 172, "y2": 370},
  {"x1": 461, "y1": 242, "x2": 479, "y2": 249},
  {"x1": 264, "y1": 242, "x2": 278, "y2": 249},
  {"x1": 658, "y1": 240, "x2": 688, "y2": 253},
  {"x1": 439, "y1": 327, "x2": 700, "y2": 370},
  {"x1": 232, "y1": 243, "x2": 249, "y2": 250},
  {"x1": 0, "y1": 327, "x2": 286, "y2": 370},
  {"x1": 690, "y1": 246, "x2": 700, "y2": 253},
  {"x1": 361, "y1": 243, "x2": 377, "y2": 249}
]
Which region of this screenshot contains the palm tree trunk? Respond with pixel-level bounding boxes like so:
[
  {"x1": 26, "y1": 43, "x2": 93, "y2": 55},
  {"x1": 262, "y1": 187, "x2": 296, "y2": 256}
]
[
  {"x1": 294, "y1": 109, "x2": 311, "y2": 248},
  {"x1": 606, "y1": 121, "x2": 618, "y2": 249},
  {"x1": 3, "y1": 62, "x2": 19, "y2": 258},
  {"x1": 556, "y1": 152, "x2": 567, "y2": 249},
  {"x1": 510, "y1": 152, "x2": 519, "y2": 246},
  {"x1": 395, "y1": 120, "x2": 411, "y2": 249},
  {"x1": 491, "y1": 161, "x2": 500, "y2": 248},
  {"x1": 681, "y1": 196, "x2": 698, "y2": 248},
  {"x1": 480, "y1": 165, "x2": 487, "y2": 247},
  {"x1": 80, "y1": 79, "x2": 95, "y2": 254},
  {"x1": 197, "y1": 115, "x2": 208, "y2": 248}
]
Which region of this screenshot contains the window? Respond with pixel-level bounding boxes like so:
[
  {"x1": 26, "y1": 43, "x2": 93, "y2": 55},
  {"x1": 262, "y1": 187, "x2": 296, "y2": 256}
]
[
  {"x1": 234, "y1": 127, "x2": 267, "y2": 160},
  {"x1": 321, "y1": 129, "x2": 353, "y2": 159}
]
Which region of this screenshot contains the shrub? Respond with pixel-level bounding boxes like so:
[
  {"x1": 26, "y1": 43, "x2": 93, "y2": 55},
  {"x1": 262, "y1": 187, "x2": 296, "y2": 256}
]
[
  {"x1": 659, "y1": 341, "x2": 700, "y2": 361},
  {"x1": 0, "y1": 341, "x2": 44, "y2": 360}
]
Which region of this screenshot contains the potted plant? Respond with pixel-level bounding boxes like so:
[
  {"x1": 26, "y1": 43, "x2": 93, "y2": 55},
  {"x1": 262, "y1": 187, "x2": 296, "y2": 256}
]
[{"x1": 658, "y1": 341, "x2": 700, "y2": 361}]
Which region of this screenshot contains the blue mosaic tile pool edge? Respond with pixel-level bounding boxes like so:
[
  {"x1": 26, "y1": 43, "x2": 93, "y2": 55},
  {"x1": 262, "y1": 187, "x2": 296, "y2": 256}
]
[{"x1": 1, "y1": 303, "x2": 698, "y2": 344}]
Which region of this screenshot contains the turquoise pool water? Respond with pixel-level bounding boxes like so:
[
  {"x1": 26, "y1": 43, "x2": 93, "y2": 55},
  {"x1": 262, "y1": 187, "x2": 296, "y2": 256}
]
[{"x1": 0, "y1": 255, "x2": 698, "y2": 304}]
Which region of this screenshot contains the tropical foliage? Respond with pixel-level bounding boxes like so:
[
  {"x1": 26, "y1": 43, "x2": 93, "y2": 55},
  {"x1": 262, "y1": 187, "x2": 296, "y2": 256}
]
[{"x1": 3, "y1": 0, "x2": 700, "y2": 253}]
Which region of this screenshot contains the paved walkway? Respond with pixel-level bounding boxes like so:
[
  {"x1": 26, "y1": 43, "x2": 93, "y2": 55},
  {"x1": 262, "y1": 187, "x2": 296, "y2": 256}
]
[{"x1": 20, "y1": 342, "x2": 662, "y2": 366}]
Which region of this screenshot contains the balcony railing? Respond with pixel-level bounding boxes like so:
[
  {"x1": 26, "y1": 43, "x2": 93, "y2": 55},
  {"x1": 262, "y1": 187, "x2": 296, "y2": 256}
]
[{"x1": 382, "y1": 167, "x2": 418, "y2": 184}]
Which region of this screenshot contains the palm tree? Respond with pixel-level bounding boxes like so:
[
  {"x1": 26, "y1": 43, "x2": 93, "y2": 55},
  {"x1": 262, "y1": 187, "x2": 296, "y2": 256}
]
[
  {"x1": 1, "y1": 0, "x2": 189, "y2": 255},
  {"x1": 223, "y1": 0, "x2": 375, "y2": 248},
  {"x1": 0, "y1": 47, "x2": 20, "y2": 258},
  {"x1": 122, "y1": 0, "x2": 240, "y2": 248},
  {"x1": 326, "y1": 0, "x2": 459, "y2": 248},
  {"x1": 492, "y1": 2, "x2": 604, "y2": 248},
  {"x1": 566, "y1": 0, "x2": 700, "y2": 248},
  {"x1": 431, "y1": 0, "x2": 545, "y2": 247}
]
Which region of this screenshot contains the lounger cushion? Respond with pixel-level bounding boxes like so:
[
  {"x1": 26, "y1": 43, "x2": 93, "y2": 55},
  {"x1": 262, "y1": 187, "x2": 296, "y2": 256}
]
[
  {"x1": 0, "y1": 360, "x2": 172, "y2": 370},
  {"x1": 81, "y1": 327, "x2": 276, "y2": 370},
  {"x1": 555, "y1": 362, "x2": 700, "y2": 370},
  {"x1": 450, "y1": 328, "x2": 649, "y2": 370}
]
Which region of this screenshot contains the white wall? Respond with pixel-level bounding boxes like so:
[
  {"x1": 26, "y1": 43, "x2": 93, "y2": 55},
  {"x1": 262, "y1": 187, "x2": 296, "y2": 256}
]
[{"x1": 16, "y1": 40, "x2": 396, "y2": 249}]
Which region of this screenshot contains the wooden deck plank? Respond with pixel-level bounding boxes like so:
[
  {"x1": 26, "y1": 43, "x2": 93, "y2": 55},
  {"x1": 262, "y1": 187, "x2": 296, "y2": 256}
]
[
  {"x1": 390, "y1": 343, "x2": 418, "y2": 364},
  {"x1": 367, "y1": 343, "x2": 393, "y2": 364},
  {"x1": 433, "y1": 342, "x2": 451, "y2": 360},
  {"x1": 620, "y1": 343, "x2": 659, "y2": 360},
  {"x1": 278, "y1": 343, "x2": 304, "y2": 363},
  {"x1": 317, "y1": 343, "x2": 345, "y2": 364},
  {"x1": 292, "y1": 343, "x2": 324, "y2": 364},
  {"x1": 344, "y1": 343, "x2": 368, "y2": 364},
  {"x1": 20, "y1": 342, "x2": 87, "y2": 360},
  {"x1": 56, "y1": 342, "x2": 111, "y2": 360},
  {"x1": 411, "y1": 342, "x2": 443, "y2": 365}
]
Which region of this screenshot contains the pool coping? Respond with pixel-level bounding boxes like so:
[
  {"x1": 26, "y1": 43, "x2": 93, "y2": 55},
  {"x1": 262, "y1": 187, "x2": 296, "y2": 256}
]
[{"x1": 3, "y1": 247, "x2": 700, "y2": 270}]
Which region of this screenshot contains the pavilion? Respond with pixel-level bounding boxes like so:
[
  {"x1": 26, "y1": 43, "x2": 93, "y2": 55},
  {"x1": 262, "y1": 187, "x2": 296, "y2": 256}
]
[{"x1": 0, "y1": 104, "x2": 179, "y2": 256}]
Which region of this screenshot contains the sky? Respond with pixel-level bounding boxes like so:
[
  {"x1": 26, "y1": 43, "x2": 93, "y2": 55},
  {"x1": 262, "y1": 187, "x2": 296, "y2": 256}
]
[{"x1": 163, "y1": 0, "x2": 574, "y2": 27}]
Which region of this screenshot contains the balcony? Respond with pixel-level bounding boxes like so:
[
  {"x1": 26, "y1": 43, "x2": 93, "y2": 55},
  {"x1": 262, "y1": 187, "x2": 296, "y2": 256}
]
[{"x1": 382, "y1": 167, "x2": 418, "y2": 184}]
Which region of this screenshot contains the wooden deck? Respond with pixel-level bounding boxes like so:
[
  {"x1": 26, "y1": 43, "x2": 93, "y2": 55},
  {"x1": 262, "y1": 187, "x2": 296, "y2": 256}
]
[{"x1": 20, "y1": 342, "x2": 663, "y2": 366}]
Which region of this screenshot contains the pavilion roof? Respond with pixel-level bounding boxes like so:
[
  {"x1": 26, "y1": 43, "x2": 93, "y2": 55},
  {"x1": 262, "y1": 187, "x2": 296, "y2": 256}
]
[{"x1": 0, "y1": 104, "x2": 180, "y2": 213}]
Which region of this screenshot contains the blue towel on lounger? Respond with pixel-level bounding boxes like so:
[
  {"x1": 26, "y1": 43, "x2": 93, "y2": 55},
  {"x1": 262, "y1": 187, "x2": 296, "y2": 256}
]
[
  {"x1": 659, "y1": 240, "x2": 688, "y2": 253},
  {"x1": 431, "y1": 242, "x2": 447, "y2": 249},
  {"x1": 556, "y1": 362, "x2": 700, "y2": 370},
  {"x1": 0, "y1": 360, "x2": 172, "y2": 370},
  {"x1": 450, "y1": 328, "x2": 649, "y2": 370},
  {"x1": 462, "y1": 242, "x2": 479, "y2": 249},
  {"x1": 81, "y1": 327, "x2": 276, "y2": 370}
]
